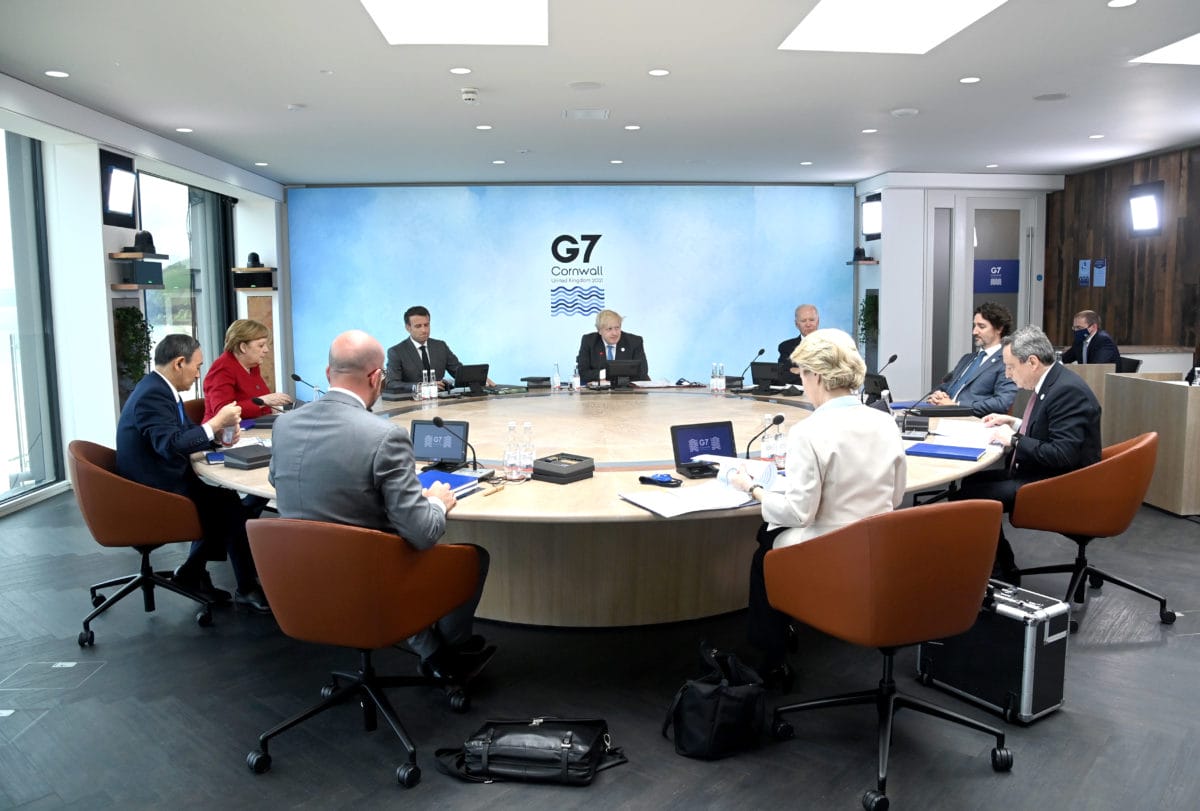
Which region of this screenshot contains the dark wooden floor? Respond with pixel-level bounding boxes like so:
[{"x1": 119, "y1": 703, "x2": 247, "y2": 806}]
[{"x1": 0, "y1": 493, "x2": 1197, "y2": 809}]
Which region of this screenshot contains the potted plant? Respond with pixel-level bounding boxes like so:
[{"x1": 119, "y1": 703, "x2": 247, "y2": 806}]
[
  {"x1": 113, "y1": 305, "x2": 152, "y2": 405},
  {"x1": 857, "y1": 292, "x2": 879, "y2": 372}
]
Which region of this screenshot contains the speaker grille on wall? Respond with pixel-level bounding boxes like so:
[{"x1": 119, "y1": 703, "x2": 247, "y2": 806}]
[{"x1": 232, "y1": 270, "x2": 276, "y2": 289}]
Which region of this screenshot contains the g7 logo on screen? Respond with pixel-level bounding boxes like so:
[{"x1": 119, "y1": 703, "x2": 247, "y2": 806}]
[{"x1": 551, "y1": 234, "x2": 602, "y2": 263}]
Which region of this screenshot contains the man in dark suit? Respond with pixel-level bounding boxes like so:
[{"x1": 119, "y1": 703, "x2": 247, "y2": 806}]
[
  {"x1": 270, "y1": 330, "x2": 491, "y2": 679},
  {"x1": 576, "y1": 308, "x2": 649, "y2": 384},
  {"x1": 1060, "y1": 309, "x2": 1120, "y2": 364},
  {"x1": 927, "y1": 301, "x2": 1018, "y2": 416},
  {"x1": 951, "y1": 325, "x2": 1101, "y2": 583},
  {"x1": 776, "y1": 303, "x2": 819, "y2": 384},
  {"x1": 115, "y1": 333, "x2": 269, "y2": 611},
  {"x1": 384, "y1": 305, "x2": 492, "y2": 394}
]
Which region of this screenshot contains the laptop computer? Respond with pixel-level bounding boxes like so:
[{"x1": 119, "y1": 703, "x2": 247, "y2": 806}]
[
  {"x1": 670, "y1": 421, "x2": 737, "y2": 478},
  {"x1": 410, "y1": 418, "x2": 469, "y2": 472}
]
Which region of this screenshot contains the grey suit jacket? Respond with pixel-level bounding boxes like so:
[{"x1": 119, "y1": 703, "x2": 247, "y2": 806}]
[
  {"x1": 268, "y1": 390, "x2": 446, "y2": 549},
  {"x1": 384, "y1": 338, "x2": 461, "y2": 393},
  {"x1": 937, "y1": 349, "x2": 1018, "y2": 416}
]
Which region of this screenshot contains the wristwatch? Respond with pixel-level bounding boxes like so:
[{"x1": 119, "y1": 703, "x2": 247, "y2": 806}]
[
  {"x1": 749, "y1": 484, "x2": 764, "y2": 500},
  {"x1": 1010, "y1": 433, "x2": 1021, "y2": 450}
]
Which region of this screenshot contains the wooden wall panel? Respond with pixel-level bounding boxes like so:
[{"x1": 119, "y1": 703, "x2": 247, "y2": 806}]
[{"x1": 1045, "y1": 146, "x2": 1199, "y2": 357}]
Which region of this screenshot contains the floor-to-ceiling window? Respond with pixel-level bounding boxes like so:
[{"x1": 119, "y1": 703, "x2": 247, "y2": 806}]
[{"x1": 1, "y1": 131, "x2": 59, "y2": 507}]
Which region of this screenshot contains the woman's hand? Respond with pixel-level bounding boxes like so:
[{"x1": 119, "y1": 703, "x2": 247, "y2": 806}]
[
  {"x1": 727, "y1": 468, "x2": 753, "y2": 492},
  {"x1": 261, "y1": 392, "x2": 294, "y2": 407}
]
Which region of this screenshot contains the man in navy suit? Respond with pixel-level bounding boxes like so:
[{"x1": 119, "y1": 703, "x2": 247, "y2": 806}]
[
  {"x1": 776, "y1": 304, "x2": 819, "y2": 384},
  {"x1": 115, "y1": 333, "x2": 269, "y2": 611},
  {"x1": 927, "y1": 301, "x2": 1018, "y2": 416},
  {"x1": 951, "y1": 325, "x2": 1101, "y2": 583},
  {"x1": 1061, "y1": 309, "x2": 1120, "y2": 364},
  {"x1": 384, "y1": 305, "x2": 493, "y2": 394},
  {"x1": 576, "y1": 308, "x2": 649, "y2": 384}
]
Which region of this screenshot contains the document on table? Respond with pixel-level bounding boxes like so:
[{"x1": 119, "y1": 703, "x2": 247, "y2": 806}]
[
  {"x1": 926, "y1": 419, "x2": 994, "y2": 447},
  {"x1": 619, "y1": 480, "x2": 758, "y2": 518}
]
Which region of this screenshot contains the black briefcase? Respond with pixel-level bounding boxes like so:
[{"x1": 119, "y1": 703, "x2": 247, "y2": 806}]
[
  {"x1": 917, "y1": 581, "x2": 1069, "y2": 724},
  {"x1": 436, "y1": 718, "x2": 627, "y2": 785}
]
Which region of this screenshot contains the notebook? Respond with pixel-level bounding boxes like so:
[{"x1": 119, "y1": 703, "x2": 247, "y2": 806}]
[{"x1": 905, "y1": 442, "x2": 987, "y2": 461}]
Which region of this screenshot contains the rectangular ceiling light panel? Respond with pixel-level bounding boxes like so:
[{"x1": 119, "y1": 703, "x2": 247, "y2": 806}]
[
  {"x1": 361, "y1": 0, "x2": 548, "y2": 46},
  {"x1": 779, "y1": 0, "x2": 1009, "y2": 55},
  {"x1": 1130, "y1": 31, "x2": 1200, "y2": 66}
]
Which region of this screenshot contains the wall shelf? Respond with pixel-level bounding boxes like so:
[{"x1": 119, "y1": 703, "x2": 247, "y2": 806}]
[
  {"x1": 110, "y1": 283, "x2": 164, "y2": 291},
  {"x1": 846, "y1": 259, "x2": 879, "y2": 265},
  {"x1": 109, "y1": 251, "x2": 169, "y2": 261}
]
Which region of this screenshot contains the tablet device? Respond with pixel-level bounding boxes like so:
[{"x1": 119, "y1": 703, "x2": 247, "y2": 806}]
[
  {"x1": 410, "y1": 418, "x2": 469, "y2": 470},
  {"x1": 670, "y1": 421, "x2": 736, "y2": 478}
]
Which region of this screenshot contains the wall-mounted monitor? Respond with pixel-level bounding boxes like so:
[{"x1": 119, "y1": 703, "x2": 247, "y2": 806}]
[
  {"x1": 100, "y1": 148, "x2": 138, "y2": 229},
  {"x1": 861, "y1": 193, "x2": 882, "y2": 241}
]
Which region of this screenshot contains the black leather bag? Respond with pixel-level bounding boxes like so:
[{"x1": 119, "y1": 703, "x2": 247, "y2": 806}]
[
  {"x1": 662, "y1": 644, "x2": 766, "y2": 759},
  {"x1": 436, "y1": 717, "x2": 627, "y2": 785}
]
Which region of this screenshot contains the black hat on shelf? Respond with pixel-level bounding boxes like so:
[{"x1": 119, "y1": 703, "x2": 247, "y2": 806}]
[
  {"x1": 123, "y1": 230, "x2": 157, "y2": 254},
  {"x1": 246, "y1": 252, "x2": 263, "y2": 268}
]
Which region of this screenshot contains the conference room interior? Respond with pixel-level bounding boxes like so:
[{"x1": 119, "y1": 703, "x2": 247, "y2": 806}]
[{"x1": 3, "y1": 1, "x2": 1200, "y2": 808}]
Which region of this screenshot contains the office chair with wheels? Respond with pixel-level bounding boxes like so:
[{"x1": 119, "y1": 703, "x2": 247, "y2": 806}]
[
  {"x1": 244, "y1": 517, "x2": 484, "y2": 788},
  {"x1": 67, "y1": 440, "x2": 214, "y2": 646},
  {"x1": 1010, "y1": 432, "x2": 1173, "y2": 632},
  {"x1": 182, "y1": 397, "x2": 206, "y2": 425},
  {"x1": 765, "y1": 500, "x2": 1011, "y2": 811}
]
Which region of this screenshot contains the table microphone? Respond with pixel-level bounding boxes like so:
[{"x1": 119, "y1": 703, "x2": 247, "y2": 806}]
[
  {"x1": 877, "y1": 353, "x2": 898, "y2": 374},
  {"x1": 739, "y1": 348, "x2": 766, "y2": 381},
  {"x1": 251, "y1": 397, "x2": 286, "y2": 413},
  {"x1": 431, "y1": 415, "x2": 491, "y2": 478},
  {"x1": 744, "y1": 413, "x2": 784, "y2": 459},
  {"x1": 290, "y1": 372, "x2": 325, "y2": 397}
]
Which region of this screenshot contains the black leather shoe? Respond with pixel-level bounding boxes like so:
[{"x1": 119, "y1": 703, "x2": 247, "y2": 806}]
[
  {"x1": 451, "y1": 634, "x2": 487, "y2": 655},
  {"x1": 762, "y1": 663, "x2": 796, "y2": 695},
  {"x1": 173, "y1": 566, "x2": 232, "y2": 603},
  {"x1": 234, "y1": 586, "x2": 271, "y2": 613},
  {"x1": 418, "y1": 647, "x2": 491, "y2": 682}
]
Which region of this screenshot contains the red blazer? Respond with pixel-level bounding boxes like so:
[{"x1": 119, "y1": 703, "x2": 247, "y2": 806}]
[{"x1": 203, "y1": 350, "x2": 271, "y2": 420}]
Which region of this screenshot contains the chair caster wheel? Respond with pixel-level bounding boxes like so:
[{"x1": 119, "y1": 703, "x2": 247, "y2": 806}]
[
  {"x1": 1087, "y1": 573, "x2": 1104, "y2": 590},
  {"x1": 247, "y1": 750, "x2": 271, "y2": 774},
  {"x1": 91, "y1": 594, "x2": 105, "y2": 608},
  {"x1": 196, "y1": 607, "x2": 214, "y2": 627},
  {"x1": 771, "y1": 719, "x2": 794, "y2": 740},
  {"x1": 917, "y1": 671, "x2": 933, "y2": 687},
  {"x1": 396, "y1": 762, "x2": 421, "y2": 788},
  {"x1": 992, "y1": 746, "x2": 1014, "y2": 771},
  {"x1": 1161, "y1": 609, "x2": 1176, "y2": 624},
  {"x1": 862, "y1": 789, "x2": 889, "y2": 810},
  {"x1": 449, "y1": 690, "x2": 471, "y2": 713},
  {"x1": 78, "y1": 629, "x2": 95, "y2": 647},
  {"x1": 321, "y1": 680, "x2": 338, "y2": 698},
  {"x1": 1068, "y1": 619, "x2": 1079, "y2": 634}
]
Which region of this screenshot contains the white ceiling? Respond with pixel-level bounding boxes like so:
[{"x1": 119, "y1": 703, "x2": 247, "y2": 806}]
[{"x1": 2, "y1": 0, "x2": 1199, "y2": 187}]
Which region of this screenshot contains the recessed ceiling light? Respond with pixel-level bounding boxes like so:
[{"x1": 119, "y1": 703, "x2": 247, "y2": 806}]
[
  {"x1": 610, "y1": 159, "x2": 624, "y2": 165},
  {"x1": 986, "y1": 163, "x2": 999, "y2": 168},
  {"x1": 959, "y1": 76, "x2": 982, "y2": 84},
  {"x1": 492, "y1": 160, "x2": 506, "y2": 165},
  {"x1": 287, "y1": 103, "x2": 307, "y2": 111},
  {"x1": 475, "y1": 124, "x2": 493, "y2": 130},
  {"x1": 1107, "y1": 0, "x2": 1137, "y2": 8},
  {"x1": 1089, "y1": 134, "x2": 1105, "y2": 139},
  {"x1": 779, "y1": 0, "x2": 1010, "y2": 56},
  {"x1": 861, "y1": 128, "x2": 878, "y2": 134},
  {"x1": 569, "y1": 81, "x2": 603, "y2": 91},
  {"x1": 44, "y1": 69, "x2": 70, "y2": 78},
  {"x1": 800, "y1": 161, "x2": 814, "y2": 166},
  {"x1": 890, "y1": 107, "x2": 919, "y2": 118},
  {"x1": 360, "y1": 0, "x2": 548, "y2": 46},
  {"x1": 449, "y1": 67, "x2": 472, "y2": 75},
  {"x1": 647, "y1": 68, "x2": 670, "y2": 77},
  {"x1": 624, "y1": 124, "x2": 641, "y2": 131},
  {"x1": 1130, "y1": 31, "x2": 1200, "y2": 66},
  {"x1": 254, "y1": 162, "x2": 269, "y2": 167},
  {"x1": 319, "y1": 69, "x2": 335, "y2": 76},
  {"x1": 1033, "y1": 92, "x2": 1069, "y2": 102},
  {"x1": 175, "y1": 127, "x2": 194, "y2": 133}
]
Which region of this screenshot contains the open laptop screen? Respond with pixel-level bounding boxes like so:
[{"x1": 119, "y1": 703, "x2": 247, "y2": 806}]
[
  {"x1": 670, "y1": 421, "x2": 737, "y2": 467},
  {"x1": 410, "y1": 419, "x2": 469, "y2": 465}
]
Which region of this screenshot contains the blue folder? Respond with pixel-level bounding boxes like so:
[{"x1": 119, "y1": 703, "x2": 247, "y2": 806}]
[
  {"x1": 905, "y1": 442, "x2": 987, "y2": 462},
  {"x1": 417, "y1": 469, "x2": 481, "y2": 496}
]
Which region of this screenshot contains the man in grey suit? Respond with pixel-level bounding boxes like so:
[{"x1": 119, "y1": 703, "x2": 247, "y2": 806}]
[
  {"x1": 270, "y1": 329, "x2": 491, "y2": 678},
  {"x1": 927, "y1": 301, "x2": 1018, "y2": 416},
  {"x1": 384, "y1": 305, "x2": 492, "y2": 394}
]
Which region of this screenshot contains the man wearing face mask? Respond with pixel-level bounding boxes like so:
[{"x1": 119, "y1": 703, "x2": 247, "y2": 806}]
[{"x1": 1060, "y1": 310, "x2": 1120, "y2": 365}]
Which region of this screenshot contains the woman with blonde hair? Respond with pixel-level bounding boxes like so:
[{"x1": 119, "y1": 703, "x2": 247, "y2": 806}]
[
  {"x1": 202, "y1": 319, "x2": 293, "y2": 421},
  {"x1": 729, "y1": 328, "x2": 906, "y2": 690}
]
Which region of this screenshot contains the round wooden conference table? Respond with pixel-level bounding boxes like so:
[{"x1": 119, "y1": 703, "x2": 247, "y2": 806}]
[{"x1": 195, "y1": 389, "x2": 1001, "y2": 627}]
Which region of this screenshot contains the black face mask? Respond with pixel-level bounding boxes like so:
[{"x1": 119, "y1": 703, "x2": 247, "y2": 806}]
[{"x1": 1073, "y1": 327, "x2": 1090, "y2": 342}]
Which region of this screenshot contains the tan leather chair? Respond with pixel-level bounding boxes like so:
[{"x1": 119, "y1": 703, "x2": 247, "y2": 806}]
[
  {"x1": 182, "y1": 397, "x2": 206, "y2": 425},
  {"x1": 1010, "y1": 432, "x2": 1173, "y2": 631},
  {"x1": 765, "y1": 500, "x2": 1011, "y2": 811},
  {"x1": 67, "y1": 440, "x2": 214, "y2": 647},
  {"x1": 244, "y1": 517, "x2": 482, "y2": 788}
]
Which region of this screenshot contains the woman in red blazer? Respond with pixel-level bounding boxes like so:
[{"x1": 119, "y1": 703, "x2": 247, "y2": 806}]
[{"x1": 202, "y1": 319, "x2": 292, "y2": 421}]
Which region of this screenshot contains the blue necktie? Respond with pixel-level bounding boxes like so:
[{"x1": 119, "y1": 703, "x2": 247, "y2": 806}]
[
  {"x1": 951, "y1": 351, "x2": 985, "y2": 399},
  {"x1": 606, "y1": 344, "x2": 615, "y2": 361},
  {"x1": 177, "y1": 399, "x2": 187, "y2": 426}
]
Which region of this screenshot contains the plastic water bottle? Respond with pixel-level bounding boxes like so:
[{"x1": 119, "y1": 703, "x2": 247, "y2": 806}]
[
  {"x1": 504, "y1": 421, "x2": 521, "y2": 481},
  {"x1": 552, "y1": 363, "x2": 562, "y2": 392},
  {"x1": 520, "y1": 421, "x2": 535, "y2": 477},
  {"x1": 710, "y1": 363, "x2": 719, "y2": 394},
  {"x1": 1054, "y1": 350, "x2": 1063, "y2": 364},
  {"x1": 772, "y1": 424, "x2": 787, "y2": 470},
  {"x1": 717, "y1": 363, "x2": 726, "y2": 393},
  {"x1": 571, "y1": 363, "x2": 581, "y2": 392},
  {"x1": 759, "y1": 415, "x2": 774, "y2": 465},
  {"x1": 1192, "y1": 367, "x2": 1200, "y2": 387},
  {"x1": 417, "y1": 369, "x2": 428, "y2": 400}
]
